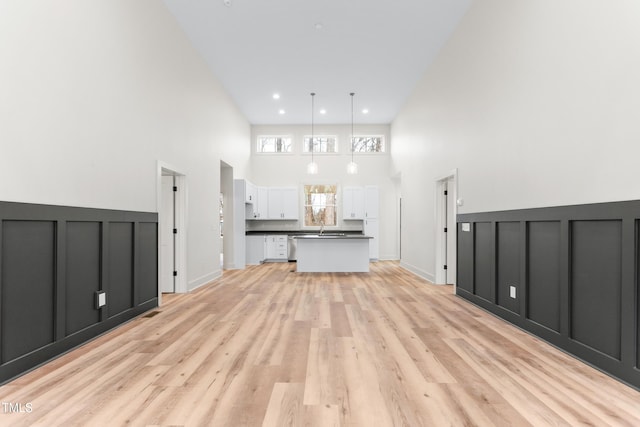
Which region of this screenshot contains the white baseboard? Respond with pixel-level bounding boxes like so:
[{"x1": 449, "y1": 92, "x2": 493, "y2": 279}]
[
  {"x1": 399, "y1": 261, "x2": 436, "y2": 284},
  {"x1": 188, "y1": 270, "x2": 222, "y2": 291}
]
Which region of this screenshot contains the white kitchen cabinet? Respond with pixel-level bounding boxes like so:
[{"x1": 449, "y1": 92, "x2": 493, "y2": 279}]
[
  {"x1": 245, "y1": 180, "x2": 257, "y2": 204},
  {"x1": 342, "y1": 186, "x2": 364, "y2": 220},
  {"x1": 246, "y1": 235, "x2": 266, "y2": 265},
  {"x1": 247, "y1": 186, "x2": 269, "y2": 220},
  {"x1": 268, "y1": 187, "x2": 299, "y2": 220},
  {"x1": 265, "y1": 235, "x2": 288, "y2": 260},
  {"x1": 364, "y1": 218, "x2": 379, "y2": 260},
  {"x1": 364, "y1": 185, "x2": 379, "y2": 219},
  {"x1": 255, "y1": 186, "x2": 269, "y2": 219}
]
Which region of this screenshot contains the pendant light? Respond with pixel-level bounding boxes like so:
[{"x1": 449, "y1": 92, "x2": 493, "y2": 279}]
[
  {"x1": 307, "y1": 92, "x2": 318, "y2": 174},
  {"x1": 346, "y1": 92, "x2": 358, "y2": 174}
]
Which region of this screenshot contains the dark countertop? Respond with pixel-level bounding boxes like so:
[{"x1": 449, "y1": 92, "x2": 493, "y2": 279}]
[
  {"x1": 246, "y1": 230, "x2": 364, "y2": 236},
  {"x1": 294, "y1": 234, "x2": 372, "y2": 239}
]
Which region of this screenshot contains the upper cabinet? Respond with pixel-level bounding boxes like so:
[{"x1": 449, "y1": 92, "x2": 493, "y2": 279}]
[
  {"x1": 245, "y1": 180, "x2": 257, "y2": 204},
  {"x1": 343, "y1": 187, "x2": 365, "y2": 220},
  {"x1": 343, "y1": 185, "x2": 378, "y2": 220},
  {"x1": 255, "y1": 186, "x2": 269, "y2": 219},
  {"x1": 267, "y1": 187, "x2": 299, "y2": 220},
  {"x1": 364, "y1": 185, "x2": 379, "y2": 219}
]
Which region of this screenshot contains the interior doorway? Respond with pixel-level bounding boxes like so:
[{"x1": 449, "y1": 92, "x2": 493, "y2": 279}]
[
  {"x1": 157, "y1": 162, "x2": 187, "y2": 304},
  {"x1": 160, "y1": 174, "x2": 176, "y2": 293},
  {"x1": 220, "y1": 161, "x2": 234, "y2": 270},
  {"x1": 435, "y1": 170, "x2": 458, "y2": 289}
]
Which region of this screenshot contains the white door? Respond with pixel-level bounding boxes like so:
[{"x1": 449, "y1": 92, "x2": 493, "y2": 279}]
[
  {"x1": 160, "y1": 175, "x2": 175, "y2": 293},
  {"x1": 445, "y1": 178, "x2": 457, "y2": 285}
]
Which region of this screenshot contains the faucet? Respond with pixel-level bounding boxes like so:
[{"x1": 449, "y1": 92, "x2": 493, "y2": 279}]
[{"x1": 319, "y1": 220, "x2": 325, "y2": 235}]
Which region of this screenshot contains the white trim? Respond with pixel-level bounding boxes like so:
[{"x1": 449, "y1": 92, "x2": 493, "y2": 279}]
[
  {"x1": 188, "y1": 270, "x2": 222, "y2": 291},
  {"x1": 400, "y1": 261, "x2": 435, "y2": 284},
  {"x1": 157, "y1": 161, "x2": 188, "y2": 305},
  {"x1": 434, "y1": 169, "x2": 458, "y2": 291}
]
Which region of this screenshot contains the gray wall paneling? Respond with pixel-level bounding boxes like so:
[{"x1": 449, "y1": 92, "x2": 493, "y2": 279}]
[
  {"x1": 457, "y1": 200, "x2": 640, "y2": 390},
  {"x1": 0, "y1": 201, "x2": 157, "y2": 384},
  {"x1": 496, "y1": 222, "x2": 520, "y2": 314},
  {"x1": 474, "y1": 222, "x2": 492, "y2": 302}
]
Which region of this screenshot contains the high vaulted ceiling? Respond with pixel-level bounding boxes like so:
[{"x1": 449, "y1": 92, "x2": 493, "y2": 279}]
[{"x1": 163, "y1": 0, "x2": 471, "y2": 125}]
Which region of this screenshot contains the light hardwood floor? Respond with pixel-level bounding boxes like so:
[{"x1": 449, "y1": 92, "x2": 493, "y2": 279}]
[{"x1": 0, "y1": 261, "x2": 639, "y2": 426}]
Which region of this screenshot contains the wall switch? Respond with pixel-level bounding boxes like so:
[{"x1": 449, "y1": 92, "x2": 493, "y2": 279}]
[
  {"x1": 95, "y1": 291, "x2": 106, "y2": 309},
  {"x1": 509, "y1": 286, "x2": 517, "y2": 299},
  {"x1": 462, "y1": 223, "x2": 471, "y2": 232}
]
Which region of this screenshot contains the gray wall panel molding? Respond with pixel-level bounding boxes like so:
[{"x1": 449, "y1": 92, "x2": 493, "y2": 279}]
[
  {"x1": 456, "y1": 222, "x2": 474, "y2": 293},
  {"x1": 107, "y1": 222, "x2": 134, "y2": 318},
  {"x1": 66, "y1": 222, "x2": 101, "y2": 335},
  {"x1": 1, "y1": 221, "x2": 56, "y2": 362},
  {"x1": 457, "y1": 199, "x2": 640, "y2": 390},
  {"x1": 570, "y1": 220, "x2": 622, "y2": 360},
  {"x1": 527, "y1": 221, "x2": 561, "y2": 332},
  {"x1": 0, "y1": 201, "x2": 157, "y2": 384},
  {"x1": 497, "y1": 222, "x2": 520, "y2": 314},
  {"x1": 474, "y1": 222, "x2": 493, "y2": 302}
]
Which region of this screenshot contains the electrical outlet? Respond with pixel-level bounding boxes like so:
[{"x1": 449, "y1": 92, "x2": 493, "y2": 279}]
[
  {"x1": 509, "y1": 286, "x2": 517, "y2": 299},
  {"x1": 95, "y1": 291, "x2": 106, "y2": 309}
]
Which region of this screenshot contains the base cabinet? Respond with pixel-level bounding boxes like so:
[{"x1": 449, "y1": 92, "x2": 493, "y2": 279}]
[
  {"x1": 364, "y1": 219, "x2": 379, "y2": 260},
  {"x1": 246, "y1": 235, "x2": 266, "y2": 265},
  {"x1": 266, "y1": 235, "x2": 288, "y2": 261}
]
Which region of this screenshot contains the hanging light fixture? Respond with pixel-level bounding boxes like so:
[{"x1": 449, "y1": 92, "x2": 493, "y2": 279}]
[
  {"x1": 307, "y1": 92, "x2": 318, "y2": 174},
  {"x1": 347, "y1": 92, "x2": 358, "y2": 174}
]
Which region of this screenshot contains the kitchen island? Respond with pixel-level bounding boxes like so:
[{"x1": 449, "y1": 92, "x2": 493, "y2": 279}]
[{"x1": 294, "y1": 234, "x2": 372, "y2": 272}]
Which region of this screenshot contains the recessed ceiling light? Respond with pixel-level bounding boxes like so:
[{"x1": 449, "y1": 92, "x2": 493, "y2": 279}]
[
  {"x1": 362, "y1": 108, "x2": 369, "y2": 114},
  {"x1": 314, "y1": 22, "x2": 324, "y2": 30},
  {"x1": 320, "y1": 109, "x2": 326, "y2": 115},
  {"x1": 223, "y1": 0, "x2": 231, "y2": 7},
  {"x1": 272, "y1": 93, "x2": 280, "y2": 100},
  {"x1": 278, "y1": 109, "x2": 285, "y2": 115}
]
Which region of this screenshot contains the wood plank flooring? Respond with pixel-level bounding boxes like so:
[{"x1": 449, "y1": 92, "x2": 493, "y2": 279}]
[{"x1": 0, "y1": 261, "x2": 639, "y2": 426}]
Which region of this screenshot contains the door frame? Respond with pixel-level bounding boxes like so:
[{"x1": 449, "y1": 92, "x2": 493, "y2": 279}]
[
  {"x1": 434, "y1": 169, "x2": 458, "y2": 289},
  {"x1": 157, "y1": 161, "x2": 188, "y2": 304}
]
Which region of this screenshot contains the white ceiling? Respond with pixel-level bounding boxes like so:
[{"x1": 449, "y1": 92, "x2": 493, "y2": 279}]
[{"x1": 163, "y1": 0, "x2": 471, "y2": 125}]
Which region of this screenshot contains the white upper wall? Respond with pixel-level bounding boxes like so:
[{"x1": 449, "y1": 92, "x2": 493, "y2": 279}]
[
  {"x1": 249, "y1": 124, "x2": 398, "y2": 260},
  {"x1": 391, "y1": 0, "x2": 640, "y2": 279},
  {"x1": 0, "y1": 1, "x2": 251, "y2": 288}
]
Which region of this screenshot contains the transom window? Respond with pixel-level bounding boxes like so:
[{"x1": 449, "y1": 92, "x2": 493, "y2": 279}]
[
  {"x1": 257, "y1": 136, "x2": 292, "y2": 153},
  {"x1": 303, "y1": 184, "x2": 337, "y2": 227},
  {"x1": 303, "y1": 136, "x2": 338, "y2": 153},
  {"x1": 351, "y1": 135, "x2": 385, "y2": 153}
]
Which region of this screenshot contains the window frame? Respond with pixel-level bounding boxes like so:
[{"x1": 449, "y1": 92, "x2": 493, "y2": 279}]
[
  {"x1": 255, "y1": 135, "x2": 294, "y2": 154},
  {"x1": 302, "y1": 135, "x2": 339, "y2": 154},
  {"x1": 302, "y1": 183, "x2": 338, "y2": 229},
  {"x1": 349, "y1": 135, "x2": 386, "y2": 153}
]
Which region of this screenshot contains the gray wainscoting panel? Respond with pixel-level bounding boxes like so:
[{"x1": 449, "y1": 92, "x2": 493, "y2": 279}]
[
  {"x1": 497, "y1": 222, "x2": 520, "y2": 314},
  {"x1": 138, "y1": 222, "x2": 158, "y2": 304},
  {"x1": 0, "y1": 201, "x2": 157, "y2": 384},
  {"x1": 638, "y1": 220, "x2": 640, "y2": 370},
  {"x1": 570, "y1": 220, "x2": 622, "y2": 360},
  {"x1": 66, "y1": 222, "x2": 101, "y2": 335},
  {"x1": 474, "y1": 222, "x2": 492, "y2": 302},
  {"x1": 1, "y1": 221, "x2": 55, "y2": 363},
  {"x1": 527, "y1": 221, "x2": 561, "y2": 332},
  {"x1": 457, "y1": 199, "x2": 640, "y2": 390},
  {"x1": 457, "y1": 222, "x2": 474, "y2": 293},
  {"x1": 108, "y1": 222, "x2": 134, "y2": 318}
]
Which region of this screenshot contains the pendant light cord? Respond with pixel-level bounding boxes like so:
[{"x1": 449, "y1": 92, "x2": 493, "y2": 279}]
[
  {"x1": 311, "y1": 92, "x2": 315, "y2": 164},
  {"x1": 350, "y1": 92, "x2": 355, "y2": 162}
]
